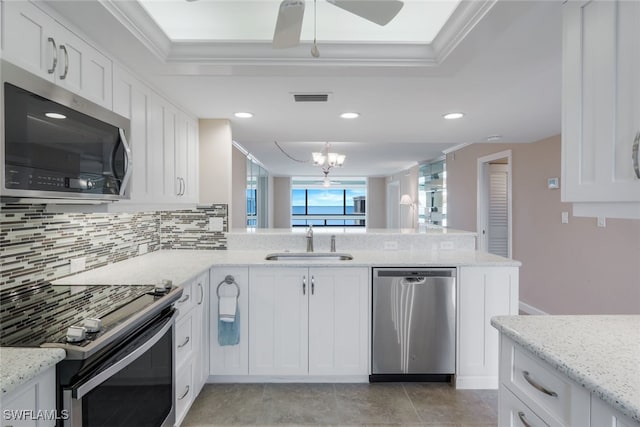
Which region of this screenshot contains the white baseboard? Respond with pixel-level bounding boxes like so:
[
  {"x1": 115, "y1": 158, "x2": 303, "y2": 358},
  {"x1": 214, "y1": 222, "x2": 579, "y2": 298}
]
[
  {"x1": 207, "y1": 375, "x2": 369, "y2": 383},
  {"x1": 519, "y1": 301, "x2": 549, "y2": 315},
  {"x1": 455, "y1": 376, "x2": 498, "y2": 390}
]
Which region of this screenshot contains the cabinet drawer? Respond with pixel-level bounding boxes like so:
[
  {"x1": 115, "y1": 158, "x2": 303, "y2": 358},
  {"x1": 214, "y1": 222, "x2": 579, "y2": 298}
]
[
  {"x1": 175, "y1": 360, "x2": 194, "y2": 425},
  {"x1": 175, "y1": 282, "x2": 195, "y2": 319},
  {"x1": 501, "y1": 337, "x2": 590, "y2": 426},
  {"x1": 175, "y1": 314, "x2": 193, "y2": 365},
  {"x1": 499, "y1": 386, "x2": 549, "y2": 427}
]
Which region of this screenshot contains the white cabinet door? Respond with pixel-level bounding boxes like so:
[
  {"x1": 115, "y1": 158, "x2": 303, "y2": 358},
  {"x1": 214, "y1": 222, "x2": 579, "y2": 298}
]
[
  {"x1": 249, "y1": 267, "x2": 308, "y2": 375},
  {"x1": 457, "y1": 266, "x2": 519, "y2": 389},
  {"x1": 192, "y1": 271, "x2": 209, "y2": 395},
  {"x1": 210, "y1": 267, "x2": 249, "y2": 375},
  {"x1": 2, "y1": 0, "x2": 57, "y2": 82},
  {"x1": 562, "y1": 0, "x2": 640, "y2": 215},
  {"x1": 308, "y1": 267, "x2": 369, "y2": 375},
  {"x1": 2, "y1": 1, "x2": 112, "y2": 109},
  {"x1": 2, "y1": 366, "x2": 57, "y2": 427},
  {"x1": 591, "y1": 395, "x2": 638, "y2": 427}
]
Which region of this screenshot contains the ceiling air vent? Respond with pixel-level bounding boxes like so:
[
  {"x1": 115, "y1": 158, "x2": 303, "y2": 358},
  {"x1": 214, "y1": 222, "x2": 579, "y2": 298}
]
[{"x1": 293, "y1": 93, "x2": 329, "y2": 102}]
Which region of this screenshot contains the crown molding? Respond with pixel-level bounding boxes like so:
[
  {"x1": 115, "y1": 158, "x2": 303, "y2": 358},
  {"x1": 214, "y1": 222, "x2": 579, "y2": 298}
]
[{"x1": 97, "y1": 0, "x2": 497, "y2": 67}]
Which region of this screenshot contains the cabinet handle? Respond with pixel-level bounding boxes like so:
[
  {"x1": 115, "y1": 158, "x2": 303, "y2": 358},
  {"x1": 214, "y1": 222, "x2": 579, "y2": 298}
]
[
  {"x1": 178, "y1": 336, "x2": 190, "y2": 348},
  {"x1": 182, "y1": 177, "x2": 187, "y2": 196},
  {"x1": 47, "y1": 37, "x2": 58, "y2": 74},
  {"x1": 517, "y1": 411, "x2": 532, "y2": 427},
  {"x1": 311, "y1": 275, "x2": 315, "y2": 295},
  {"x1": 59, "y1": 45, "x2": 69, "y2": 80},
  {"x1": 633, "y1": 131, "x2": 640, "y2": 179},
  {"x1": 178, "y1": 385, "x2": 190, "y2": 400},
  {"x1": 198, "y1": 283, "x2": 204, "y2": 305},
  {"x1": 302, "y1": 276, "x2": 306, "y2": 295},
  {"x1": 522, "y1": 370, "x2": 558, "y2": 397},
  {"x1": 178, "y1": 294, "x2": 190, "y2": 303}
]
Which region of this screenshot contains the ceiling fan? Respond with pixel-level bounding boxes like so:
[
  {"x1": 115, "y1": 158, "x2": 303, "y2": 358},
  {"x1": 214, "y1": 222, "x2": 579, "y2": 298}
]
[{"x1": 273, "y1": 0, "x2": 404, "y2": 49}]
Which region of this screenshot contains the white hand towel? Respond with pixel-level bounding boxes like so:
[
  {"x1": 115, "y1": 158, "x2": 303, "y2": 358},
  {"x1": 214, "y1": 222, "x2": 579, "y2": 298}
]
[{"x1": 219, "y1": 296, "x2": 237, "y2": 323}]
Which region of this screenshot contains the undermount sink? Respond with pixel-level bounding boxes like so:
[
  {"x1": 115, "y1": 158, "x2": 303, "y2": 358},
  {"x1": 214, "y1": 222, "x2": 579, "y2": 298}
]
[{"x1": 265, "y1": 252, "x2": 354, "y2": 261}]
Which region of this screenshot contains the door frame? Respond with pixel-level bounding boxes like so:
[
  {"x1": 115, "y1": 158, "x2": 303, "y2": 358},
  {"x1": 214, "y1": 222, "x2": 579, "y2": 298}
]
[{"x1": 477, "y1": 150, "x2": 513, "y2": 258}]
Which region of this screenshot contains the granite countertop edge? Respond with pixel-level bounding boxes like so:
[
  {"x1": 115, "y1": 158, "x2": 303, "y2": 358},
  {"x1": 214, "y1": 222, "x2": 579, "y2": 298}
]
[
  {"x1": 491, "y1": 317, "x2": 640, "y2": 423},
  {"x1": 0, "y1": 348, "x2": 66, "y2": 395}
]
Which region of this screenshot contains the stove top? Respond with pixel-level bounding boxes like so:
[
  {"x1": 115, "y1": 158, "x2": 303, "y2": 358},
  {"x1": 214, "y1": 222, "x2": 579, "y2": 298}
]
[{"x1": 0, "y1": 281, "x2": 181, "y2": 356}]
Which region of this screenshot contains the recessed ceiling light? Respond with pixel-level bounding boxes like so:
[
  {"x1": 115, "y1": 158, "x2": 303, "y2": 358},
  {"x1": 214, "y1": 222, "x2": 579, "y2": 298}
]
[
  {"x1": 340, "y1": 112, "x2": 360, "y2": 119},
  {"x1": 443, "y1": 112, "x2": 464, "y2": 120},
  {"x1": 45, "y1": 112, "x2": 66, "y2": 119},
  {"x1": 234, "y1": 112, "x2": 253, "y2": 118}
]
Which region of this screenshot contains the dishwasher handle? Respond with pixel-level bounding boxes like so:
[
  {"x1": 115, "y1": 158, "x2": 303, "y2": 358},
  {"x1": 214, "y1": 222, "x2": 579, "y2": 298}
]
[{"x1": 375, "y1": 269, "x2": 455, "y2": 278}]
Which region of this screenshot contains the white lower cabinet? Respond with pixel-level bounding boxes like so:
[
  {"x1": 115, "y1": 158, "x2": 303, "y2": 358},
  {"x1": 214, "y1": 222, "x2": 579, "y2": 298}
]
[
  {"x1": 591, "y1": 394, "x2": 639, "y2": 427},
  {"x1": 1, "y1": 366, "x2": 57, "y2": 427},
  {"x1": 498, "y1": 336, "x2": 591, "y2": 427},
  {"x1": 457, "y1": 266, "x2": 519, "y2": 389},
  {"x1": 209, "y1": 267, "x2": 250, "y2": 376},
  {"x1": 174, "y1": 271, "x2": 209, "y2": 427},
  {"x1": 248, "y1": 266, "x2": 369, "y2": 377}
]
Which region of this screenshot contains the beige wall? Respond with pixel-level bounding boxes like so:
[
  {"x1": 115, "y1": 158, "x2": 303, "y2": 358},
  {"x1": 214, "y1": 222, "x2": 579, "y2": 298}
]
[
  {"x1": 273, "y1": 176, "x2": 292, "y2": 228},
  {"x1": 231, "y1": 146, "x2": 247, "y2": 229},
  {"x1": 447, "y1": 135, "x2": 640, "y2": 314},
  {"x1": 367, "y1": 177, "x2": 386, "y2": 228},
  {"x1": 199, "y1": 119, "x2": 232, "y2": 207}
]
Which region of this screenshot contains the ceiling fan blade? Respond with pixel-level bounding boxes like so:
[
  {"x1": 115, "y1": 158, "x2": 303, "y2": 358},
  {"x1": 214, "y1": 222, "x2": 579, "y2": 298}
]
[
  {"x1": 273, "y1": 0, "x2": 305, "y2": 48},
  {"x1": 327, "y1": 0, "x2": 403, "y2": 26}
]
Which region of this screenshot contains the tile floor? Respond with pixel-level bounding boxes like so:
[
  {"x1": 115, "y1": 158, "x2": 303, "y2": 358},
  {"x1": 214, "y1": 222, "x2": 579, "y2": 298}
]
[{"x1": 182, "y1": 383, "x2": 498, "y2": 426}]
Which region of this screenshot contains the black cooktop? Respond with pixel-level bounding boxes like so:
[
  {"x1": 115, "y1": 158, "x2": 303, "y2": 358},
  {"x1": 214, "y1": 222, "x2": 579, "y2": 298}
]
[{"x1": 0, "y1": 282, "x2": 163, "y2": 347}]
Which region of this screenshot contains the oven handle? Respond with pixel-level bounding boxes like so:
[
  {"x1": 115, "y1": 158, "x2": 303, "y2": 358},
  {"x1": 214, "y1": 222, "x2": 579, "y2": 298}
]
[{"x1": 72, "y1": 310, "x2": 176, "y2": 399}]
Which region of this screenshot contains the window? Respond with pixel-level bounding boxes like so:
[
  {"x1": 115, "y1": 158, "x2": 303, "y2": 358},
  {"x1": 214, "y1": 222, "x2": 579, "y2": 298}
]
[{"x1": 291, "y1": 179, "x2": 366, "y2": 227}]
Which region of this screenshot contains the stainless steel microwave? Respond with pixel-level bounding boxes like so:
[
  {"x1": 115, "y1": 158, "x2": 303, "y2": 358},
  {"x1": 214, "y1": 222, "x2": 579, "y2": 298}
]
[{"x1": 1, "y1": 60, "x2": 131, "y2": 202}]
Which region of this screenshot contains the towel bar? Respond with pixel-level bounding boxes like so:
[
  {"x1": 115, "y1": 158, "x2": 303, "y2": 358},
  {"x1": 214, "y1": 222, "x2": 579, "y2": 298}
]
[{"x1": 216, "y1": 275, "x2": 240, "y2": 299}]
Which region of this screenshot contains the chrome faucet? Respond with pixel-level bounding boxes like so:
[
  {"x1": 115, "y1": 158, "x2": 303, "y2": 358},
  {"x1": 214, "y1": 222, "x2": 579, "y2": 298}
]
[{"x1": 306, "y1": 225, "x2": 314, "y2": 252}]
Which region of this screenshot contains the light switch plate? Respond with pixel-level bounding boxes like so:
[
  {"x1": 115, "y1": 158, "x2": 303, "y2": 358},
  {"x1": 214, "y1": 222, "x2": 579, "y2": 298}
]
[
  {"x1": 383, "y1": 241, "x2": 398, "y2": 250},
  {"x1": 209, "y1": 217, "x2": 224, "y2": 232},
  {"x1": 548, "y1": 177, "x2": 559, "y2": 189},
  {"x1": 597, "y1": 217, "x2": 606, "y2": 228},
  {"x1": 138, "y1": 243, "x2": 148, "y2": 255},
  {"x1": 440, "y1": 241, "x2": 455, "y2": 250},
  {"x1": 561, "y1": 211, "x2": 569, "y2": 224}
]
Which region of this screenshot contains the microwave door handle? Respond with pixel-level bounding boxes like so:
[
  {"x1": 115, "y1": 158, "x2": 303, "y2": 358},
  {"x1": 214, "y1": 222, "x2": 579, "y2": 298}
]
[
  {"x1": 72, "y1": 311, "x2": 176, "y2": 399},
  {"x1": 118, "y1": 128, "x2": 133, "y2": 196}
]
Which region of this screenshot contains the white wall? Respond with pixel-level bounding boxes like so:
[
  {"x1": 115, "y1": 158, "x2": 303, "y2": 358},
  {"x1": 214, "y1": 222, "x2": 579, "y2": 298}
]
[
  {"x1": 199, "y1": 119, "x2": 232, "y2": 208},
  {"x1": 273, "y1": 176, "x2": 292, "y2": 228},
  {"x1": 366, "y1": 177, "x2": 386, "y2": 228},
  {"x1": 231, "y1": 146, "x2": 247, "y2": 229},
  {"x1": 386, "y1": 165, "x2": 419, "y2": 228}
]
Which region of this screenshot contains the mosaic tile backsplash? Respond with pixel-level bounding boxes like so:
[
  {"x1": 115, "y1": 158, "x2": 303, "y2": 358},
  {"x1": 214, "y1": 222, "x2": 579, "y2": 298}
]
[{"x1": 0, "y1": 204, "x2": 227, "y2": 289}]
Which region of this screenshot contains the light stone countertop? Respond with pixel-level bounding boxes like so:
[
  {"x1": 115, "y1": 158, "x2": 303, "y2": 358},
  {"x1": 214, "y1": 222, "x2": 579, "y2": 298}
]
[
  {"x1": 53, "y1": 249, "x2": 520, "y2": 286},
  {"x1": 491, "y1": 315, "x2": 640, "y2": 422},
  {"x1": 3, "y1": 249, "x2": 518, "y2": 397},
  {"x1": 0, "y1": 347, "x2": 65, "y2": 395}
]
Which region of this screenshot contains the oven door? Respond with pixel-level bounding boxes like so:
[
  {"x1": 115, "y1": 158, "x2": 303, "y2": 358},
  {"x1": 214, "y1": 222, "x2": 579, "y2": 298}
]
[{"x1": 62, "y1": 310, "x2": 176, "y2": 427}]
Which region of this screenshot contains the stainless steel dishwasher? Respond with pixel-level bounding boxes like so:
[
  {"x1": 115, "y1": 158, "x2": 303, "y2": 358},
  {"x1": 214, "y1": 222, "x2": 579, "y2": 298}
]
[{"x1": 371, "y1": 267, "x2": 456, "y2": 382}]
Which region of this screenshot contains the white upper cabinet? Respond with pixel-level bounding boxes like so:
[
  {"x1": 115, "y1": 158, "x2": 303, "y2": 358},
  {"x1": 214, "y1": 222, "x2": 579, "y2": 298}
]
[
  {"x1": 562, "y1": 0, "x2": 640, "y2": 218},
  {"x1": 2, "y1": 0, "x2": 113, "y2": 109}
]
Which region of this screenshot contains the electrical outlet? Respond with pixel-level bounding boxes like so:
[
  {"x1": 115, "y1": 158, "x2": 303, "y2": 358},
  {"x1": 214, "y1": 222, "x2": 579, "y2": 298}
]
[
  {"x1": 383, "y1": 241, "x2": 398, "y2": 250},
  {"x1": 561, "y1": 211, "x2": 569, "y2": 224},
  {"x1": 208, "y1": 217, "x2": 224, "y2": 232},
  {"x1": 440, "y1": 241, "x2": 455, "y2": 250},
  {"x1": 597, "y1": 217, "x2": 606, "y2": 228},
  {"x1": 69, "y1": 257, "x2": 86, "y2": 274},
  {"x1": 138, "y1": 243, "x2": 148, "y2": 255}
]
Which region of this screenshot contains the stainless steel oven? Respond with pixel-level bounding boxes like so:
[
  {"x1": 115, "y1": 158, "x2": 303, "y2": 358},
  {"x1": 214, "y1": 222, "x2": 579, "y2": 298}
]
[
  {"x1": 1, "y1": 59, "x2": 131, "y2": 202},
  {"x1": 58, "y1": 308, "x2": 176, "y2": 427}
]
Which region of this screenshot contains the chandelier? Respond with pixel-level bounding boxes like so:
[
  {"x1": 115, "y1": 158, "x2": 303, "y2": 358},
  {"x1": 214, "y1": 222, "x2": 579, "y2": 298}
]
[{"x1": 312, "y1": 143, "x2": 346, "y2": 187}]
